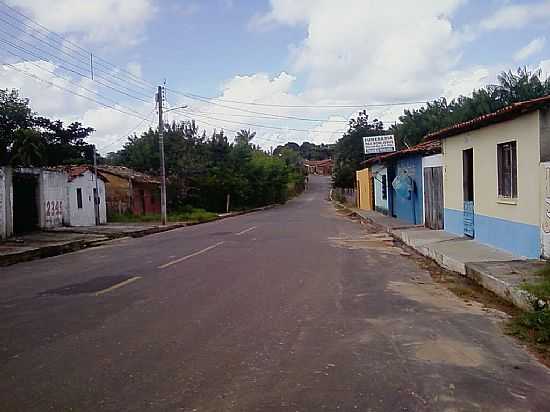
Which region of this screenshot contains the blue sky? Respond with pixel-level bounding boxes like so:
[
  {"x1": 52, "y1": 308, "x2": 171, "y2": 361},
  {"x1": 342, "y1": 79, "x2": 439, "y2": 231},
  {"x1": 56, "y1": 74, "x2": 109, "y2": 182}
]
[{"x1": 1, "y1": 0, "x2": 549, "y2": 151}]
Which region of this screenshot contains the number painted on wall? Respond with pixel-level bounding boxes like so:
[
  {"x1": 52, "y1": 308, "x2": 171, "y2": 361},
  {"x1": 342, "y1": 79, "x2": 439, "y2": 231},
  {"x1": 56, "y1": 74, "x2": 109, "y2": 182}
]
[{"x1": 46, "y1": 200, "x2": 63, "y2": 217}]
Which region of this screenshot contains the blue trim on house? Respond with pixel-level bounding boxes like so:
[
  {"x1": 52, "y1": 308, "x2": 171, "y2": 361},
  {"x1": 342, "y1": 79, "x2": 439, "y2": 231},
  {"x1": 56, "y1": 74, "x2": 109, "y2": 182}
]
[{"x1": 444, "y1": 208, "x2": 540, "y2": 258}]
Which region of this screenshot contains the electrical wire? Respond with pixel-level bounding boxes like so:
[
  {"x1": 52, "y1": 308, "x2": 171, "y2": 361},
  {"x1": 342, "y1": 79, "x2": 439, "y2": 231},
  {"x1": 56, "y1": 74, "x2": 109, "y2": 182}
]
[{"x1": 1, "y1": 60, "x2": 151, "y2": 121}]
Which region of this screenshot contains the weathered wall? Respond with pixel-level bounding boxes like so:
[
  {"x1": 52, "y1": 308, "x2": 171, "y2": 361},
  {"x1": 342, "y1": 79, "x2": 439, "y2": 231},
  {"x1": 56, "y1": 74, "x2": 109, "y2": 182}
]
[
  {"x1": 0, "y1": 167, "x2": 13, "y2": 239},
  {"x1": 356, "y1": 168, "x2": 372, "y2": 210},
  {"x1": 39, "y1": 170, "x2": 67, "y2": 228},
  {"x1": 67, "y1": 171, "x2": 107, "y2": 226},
  {"x1": 103, "y1": 173, "x2": 131, "y2": 216},
  {"x1": 442, "y1": 111, "x2": 541, "y2": 258}
]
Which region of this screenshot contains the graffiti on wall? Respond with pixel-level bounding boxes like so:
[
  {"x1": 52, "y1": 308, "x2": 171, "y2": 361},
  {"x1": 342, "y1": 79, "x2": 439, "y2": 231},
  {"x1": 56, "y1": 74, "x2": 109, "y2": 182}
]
[{"x1": 45, "y1": 200, "x2": 63, "y2": 225}]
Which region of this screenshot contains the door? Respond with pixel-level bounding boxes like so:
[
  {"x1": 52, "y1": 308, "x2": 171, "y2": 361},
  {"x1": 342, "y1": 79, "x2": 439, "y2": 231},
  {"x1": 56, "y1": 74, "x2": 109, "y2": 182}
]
[
  {"x1": 423, "y1": 166, "x2": 444, "y2": 230},
  {"x1": 463, "y1": 149, "x2": 474, "y2": 237},
  {"x1": 370, "y1": 176, "x2": 375, "y2": 210},
  {"x1": 13, "y1": 173, "x2": 39, "y2": 234}
]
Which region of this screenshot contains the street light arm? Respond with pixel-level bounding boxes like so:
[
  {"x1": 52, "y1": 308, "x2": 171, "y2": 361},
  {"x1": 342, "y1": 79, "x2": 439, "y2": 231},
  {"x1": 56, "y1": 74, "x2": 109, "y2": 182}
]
[{"x1": 164, "y1": 105, "x2": 188, "y2": 113}]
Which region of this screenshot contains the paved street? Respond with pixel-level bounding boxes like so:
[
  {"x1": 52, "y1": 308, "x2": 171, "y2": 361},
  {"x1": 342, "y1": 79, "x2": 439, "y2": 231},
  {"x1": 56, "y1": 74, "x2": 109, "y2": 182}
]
[{"x1": 1, "y1": 176, "x2": 550, "y2": 411}]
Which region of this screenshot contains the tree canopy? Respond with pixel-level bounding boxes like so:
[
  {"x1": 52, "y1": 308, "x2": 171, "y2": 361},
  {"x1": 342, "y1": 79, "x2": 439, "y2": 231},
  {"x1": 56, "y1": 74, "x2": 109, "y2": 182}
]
[{"x1": 0, "y1": 89, "x2": 95, "y2": 166}]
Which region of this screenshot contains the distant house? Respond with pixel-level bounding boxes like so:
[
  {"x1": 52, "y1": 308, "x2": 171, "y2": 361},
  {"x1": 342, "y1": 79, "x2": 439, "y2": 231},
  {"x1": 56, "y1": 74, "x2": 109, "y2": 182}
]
[
  {"x1": 424, "y1": 94, "x2": 550, "y2": 258},
  {"x1": 97, "y1": 166, "x2": 161, "y2": 217},
  {"x1": 304, "y1": 159, "x2": 333, "y2": 176},
  {"x1": 0, "y1": 165, "x2": 107, "y2": 239},
  {"x1": 360, "y1": 140, "x2": 442, "y2": 227}
]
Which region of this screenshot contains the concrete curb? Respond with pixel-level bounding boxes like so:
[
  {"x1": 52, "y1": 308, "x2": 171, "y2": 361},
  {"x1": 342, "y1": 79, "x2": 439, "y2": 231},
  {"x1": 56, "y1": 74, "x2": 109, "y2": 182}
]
[
  {"x1": 0, "y1": 238, "x2": 104, "y2": 267},
  {"x1": 335, "y1": 202, "x2": 537, "y2": 311}
]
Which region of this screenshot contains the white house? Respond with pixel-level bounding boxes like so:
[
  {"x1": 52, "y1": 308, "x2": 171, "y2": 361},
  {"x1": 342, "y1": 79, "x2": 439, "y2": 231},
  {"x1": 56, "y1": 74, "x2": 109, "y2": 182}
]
[
  {"x1": 0, "y1": 165, "x2": 107, "y2": 239},
  {"x1": 65, "y1": 166, "x2": 107, "y2": 226}
]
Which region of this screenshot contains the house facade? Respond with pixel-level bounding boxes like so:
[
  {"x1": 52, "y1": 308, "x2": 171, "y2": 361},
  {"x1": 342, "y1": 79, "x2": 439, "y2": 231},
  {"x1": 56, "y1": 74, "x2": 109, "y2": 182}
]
[
  {"x1": 424, "y1": 96, "x2": 550, "y2": 258},
  {"x1": 304, "y1": 159, "x2": 333, "y2": 176},
  {"x1": 0, "y1": 166, "x2": 106, "y2": 239},
  {"x1": 65, "y1": 166, "x2": 107, "y2": 226},
  {"x1": 363, "y1": 141, "x2": 441, "y2": 226},
  {"x1": 98, "y1": 166, "x2": 160, "y2": 217}
]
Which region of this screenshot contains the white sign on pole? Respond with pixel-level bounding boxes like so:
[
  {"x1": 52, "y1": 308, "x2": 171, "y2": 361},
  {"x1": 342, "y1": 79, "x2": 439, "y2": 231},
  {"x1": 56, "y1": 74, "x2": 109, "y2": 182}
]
[{"x1": 363, "y1": 134, "x2": 396, "y2": 155}]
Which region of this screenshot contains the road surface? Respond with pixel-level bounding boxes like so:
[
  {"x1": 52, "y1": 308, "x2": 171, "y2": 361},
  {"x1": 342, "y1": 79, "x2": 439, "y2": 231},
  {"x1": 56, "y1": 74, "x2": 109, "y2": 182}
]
[{"x1": 1, "y1": 176, "x2": 550, "y2": 411}]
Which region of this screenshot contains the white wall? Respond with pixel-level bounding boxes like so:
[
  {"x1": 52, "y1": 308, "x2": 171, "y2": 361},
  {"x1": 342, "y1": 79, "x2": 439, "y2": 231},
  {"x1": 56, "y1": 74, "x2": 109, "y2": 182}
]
[
  {"x1": 0, "y1": 167, "x2": 13, "y2": 239},
  {"x1": 67, "y1": 171, "x2": 107, "y2": 226},
  {"x1": 39, "y1": 170, "x2": 67, "y2": 228}
]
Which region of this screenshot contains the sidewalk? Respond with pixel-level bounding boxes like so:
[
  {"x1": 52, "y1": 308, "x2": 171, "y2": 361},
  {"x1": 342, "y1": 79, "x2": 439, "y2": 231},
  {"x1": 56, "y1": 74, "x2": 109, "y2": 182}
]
[
  {"x1": 0, "y1": 232, "x2": 109, "y2": 267},
  {"x1": 353, "y1": 208, "x2": 542, "y2": 311}
]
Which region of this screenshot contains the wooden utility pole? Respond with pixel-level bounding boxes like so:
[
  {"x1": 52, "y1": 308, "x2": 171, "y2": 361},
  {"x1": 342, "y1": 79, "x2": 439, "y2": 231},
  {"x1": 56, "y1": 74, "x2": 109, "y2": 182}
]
[
  {"x1": 157, "y1": 86, "x2": 167, "y2": 225},
  {"x1": 93, "y1": 145, "x2": 100, "y2": 225}
]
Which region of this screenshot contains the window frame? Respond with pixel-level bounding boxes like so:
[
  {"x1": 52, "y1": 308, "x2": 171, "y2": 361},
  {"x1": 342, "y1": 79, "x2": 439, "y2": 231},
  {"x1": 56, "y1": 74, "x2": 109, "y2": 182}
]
[
  {"x1": 497, "y1": 140, "x2": 517, "y2": 200},
  {"x1": 76, "y1": 188, "x2": 83, "y2": 209}
]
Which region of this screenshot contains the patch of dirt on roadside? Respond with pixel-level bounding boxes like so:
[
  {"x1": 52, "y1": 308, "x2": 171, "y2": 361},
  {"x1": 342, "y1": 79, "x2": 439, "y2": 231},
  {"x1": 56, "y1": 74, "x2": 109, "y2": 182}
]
[{"x1": 414, "y1": 337, "x2": 485, "y2": 368}]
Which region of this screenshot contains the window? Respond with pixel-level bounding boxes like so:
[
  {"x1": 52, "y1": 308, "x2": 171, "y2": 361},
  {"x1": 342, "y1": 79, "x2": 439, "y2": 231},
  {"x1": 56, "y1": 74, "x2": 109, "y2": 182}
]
[
  {"x1": 76, "y1": 188, "x2": 83, "y2": 209},
  {"x1": 497, "y1": 141, "x2": 517, "y2": 198},
  {"x1": 381, "y1": 174, "x2": 387, "y2": 200}
]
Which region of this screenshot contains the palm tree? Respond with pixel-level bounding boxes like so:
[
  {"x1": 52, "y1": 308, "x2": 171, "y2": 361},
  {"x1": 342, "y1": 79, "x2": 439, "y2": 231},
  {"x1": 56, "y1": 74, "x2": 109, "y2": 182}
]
[
  {"x1": 235, "y1": 129, "x2": 256, "y2": 145},
  {"x1": 10, "y1": 128, "x2": 46, "y2": 166}
]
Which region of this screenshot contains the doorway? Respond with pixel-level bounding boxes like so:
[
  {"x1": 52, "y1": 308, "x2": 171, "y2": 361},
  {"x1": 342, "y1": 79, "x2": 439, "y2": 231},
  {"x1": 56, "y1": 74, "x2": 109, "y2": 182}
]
[
  {"x1": 463, "y1": 149, "x2": 474, "y2": 238},
  {"x1": 423, "y1": 166, "x2": 444, "y2": 230},
  {"x1": 13, "y1": 173, "x2": 39, "y2": 234}
]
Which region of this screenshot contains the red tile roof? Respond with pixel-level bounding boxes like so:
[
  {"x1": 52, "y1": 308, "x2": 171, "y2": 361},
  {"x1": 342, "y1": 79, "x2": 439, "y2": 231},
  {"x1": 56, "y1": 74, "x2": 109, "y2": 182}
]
[
  {"x1": 362, "y1": 140, "x2": 441, "y2": 167},
  {"x1": 424, "y1": 94, "x2": 550, "y2": 141}
]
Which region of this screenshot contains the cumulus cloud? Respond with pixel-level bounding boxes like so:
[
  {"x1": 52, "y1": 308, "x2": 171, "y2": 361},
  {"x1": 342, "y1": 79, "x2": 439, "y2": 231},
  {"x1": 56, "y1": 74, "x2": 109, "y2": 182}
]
[
  {"x1": 254, "y1": 0, "x2": 465, "y2": 104},
  {"x1": 514, "y1": 37, "x2": 546, "y2": 61},
  {"x1": 6, "y1": 0, "x2": 156, "y2": 48},
  {"x1": 480, "y1": 1, "x2": 550, "y2": 31}
]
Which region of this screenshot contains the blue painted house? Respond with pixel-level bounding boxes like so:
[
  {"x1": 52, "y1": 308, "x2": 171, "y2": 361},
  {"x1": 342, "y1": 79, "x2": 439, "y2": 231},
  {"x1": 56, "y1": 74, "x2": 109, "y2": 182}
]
[{"x1": 364, "y1": 140, "x2": 442, "y2": 226}]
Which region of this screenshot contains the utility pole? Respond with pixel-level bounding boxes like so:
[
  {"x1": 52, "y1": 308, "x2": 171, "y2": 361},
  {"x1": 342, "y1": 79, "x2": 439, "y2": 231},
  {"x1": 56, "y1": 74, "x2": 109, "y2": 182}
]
[
  {"x1": 93, "y1": 145, "x2": 100, "y2": 225},
  {"x1": 157, "y1": 85, "x2": 167, "y2": 225}
]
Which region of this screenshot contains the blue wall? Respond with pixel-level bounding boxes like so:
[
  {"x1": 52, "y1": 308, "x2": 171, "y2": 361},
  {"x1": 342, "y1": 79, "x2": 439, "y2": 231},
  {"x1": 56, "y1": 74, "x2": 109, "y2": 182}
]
[
  {"x1": 444, "y1": 208, "x2": 540, "y2": 258},
  {"x1": 389, "y1": 155, "x2": 423, "y2": 225}
]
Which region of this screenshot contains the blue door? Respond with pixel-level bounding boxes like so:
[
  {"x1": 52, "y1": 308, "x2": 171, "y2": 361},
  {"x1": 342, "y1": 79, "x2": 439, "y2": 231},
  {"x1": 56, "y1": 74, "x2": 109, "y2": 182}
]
[
  {"x1": 464, "y1": 201, "x2": 475, "y2": 238},
  {"x1": 463, "y1": 149, "x2": 474, "y2": 238}
]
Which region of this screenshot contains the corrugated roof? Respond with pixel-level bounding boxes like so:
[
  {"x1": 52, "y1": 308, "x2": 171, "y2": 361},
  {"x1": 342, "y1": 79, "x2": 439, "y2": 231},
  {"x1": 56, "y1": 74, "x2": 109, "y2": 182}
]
[
  {"x1": 424, "y1": 94, "x2": 550, "y2": 141},
  {"x1": 362, "y1": 140, "x2": 441, "y2": 167},
  {"x1": 97, "y1": 165, "x2": 160, "y2": 184}
]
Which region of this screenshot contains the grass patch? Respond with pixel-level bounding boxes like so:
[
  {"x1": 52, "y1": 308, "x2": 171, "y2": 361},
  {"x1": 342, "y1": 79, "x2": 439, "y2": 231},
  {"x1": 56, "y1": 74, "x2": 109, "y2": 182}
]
[
  {"x1": 506, "y1": 264, "x2": 550, "y2": 362},
  {"x1": 109, "y1": 208, "x2": 218, "y2": 224}
]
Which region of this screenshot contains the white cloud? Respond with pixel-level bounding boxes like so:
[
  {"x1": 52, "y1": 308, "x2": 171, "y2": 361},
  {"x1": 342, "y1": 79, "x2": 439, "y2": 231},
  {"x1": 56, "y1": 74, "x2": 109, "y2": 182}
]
[
  {"x1": 0, "y1": 60, "x2": 154, "y2": 154},
  {"x1": 514, "y1": 37, "x2": 546, "y2": 61},
  {"x1": 253, "y1": 0, "x2": 466, "y2": 104},
  {"x1": 6, "y1": 0, "x2": 156, "y2": 48},
  {"x1": 480, "y1": 1, "x2": 550, "y2": 31}
]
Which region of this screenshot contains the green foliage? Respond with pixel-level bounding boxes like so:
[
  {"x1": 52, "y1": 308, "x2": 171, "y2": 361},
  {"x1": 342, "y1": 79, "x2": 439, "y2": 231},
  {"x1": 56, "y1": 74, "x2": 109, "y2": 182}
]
[
  {"x1": 508, "y1": 310, "x2": 550, "y2": 345},
  {"x1": 274, "y1": 141, "x2": 333, "y2": 160},
  {"x1": 332, "y1": 110, "x2": 386, "y2": 188},
  {"x1": 107, "y1": 121, "x2": 304, "y2": 212},
  {"x1": 0, "y1": 89, "x2": 95, "y2": 166},
  {"x1": 391, "y1": 67, "x2": 550, "y2": 147}
]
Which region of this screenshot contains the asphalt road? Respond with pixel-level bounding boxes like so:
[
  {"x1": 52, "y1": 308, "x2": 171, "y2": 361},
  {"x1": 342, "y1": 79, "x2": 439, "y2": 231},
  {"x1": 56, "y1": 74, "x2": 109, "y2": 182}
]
[{"x1": 1, "y1": 175, "x2": 550, "y2": 411}]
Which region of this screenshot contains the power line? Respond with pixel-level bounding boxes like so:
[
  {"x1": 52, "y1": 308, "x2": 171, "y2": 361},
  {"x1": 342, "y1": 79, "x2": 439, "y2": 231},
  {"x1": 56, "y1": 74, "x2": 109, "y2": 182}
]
[
  {"x1": 0, "y1": 14, "x2": 154, "y2": 101},
  {"x1": 0, "y1": 37, "x2": 152, "y2": 105},
  {"x1": 0, "y1": 0, "x2": 155, "y2": 92},
  {"x1": 99, "y1": 107, "x2": 157, "y2": 153},
  {"x1": 168, "y1": 107, "x2": 348, "y2": 135},
  {"x1": 167, "y1": 87, "x2": 430, "y2": 109},
  {"x1": 1, "y1": 60, "x2": 151, "y2": 121}
]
